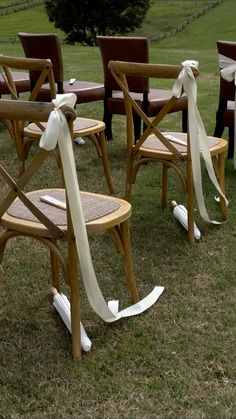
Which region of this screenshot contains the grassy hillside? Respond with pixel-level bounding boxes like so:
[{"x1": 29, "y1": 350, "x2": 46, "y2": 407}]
[{"x1": 0, "y1": 1, "x2": 225, "y2": 42}]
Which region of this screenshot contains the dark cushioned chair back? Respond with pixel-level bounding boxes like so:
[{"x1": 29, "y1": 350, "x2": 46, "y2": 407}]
[
  {"x1": 97, "y1": 36, "x2": 149, "y2": 93},
  {"x1": 18, "y1": 32, "x2": 64, "y2": 86},
  {"x1": 217, "y1": 40, "x2": 236, "y2": 102}
]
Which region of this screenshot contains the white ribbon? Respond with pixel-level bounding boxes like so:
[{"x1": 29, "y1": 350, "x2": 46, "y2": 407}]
[
  {"x1": 40, "y1": 94, "x2": 164, "y2": 323},
  {"x1": 219, "y1": 53, "x2": 236, "y2": 169},
  {"x1": 172, "y1": 60, "x2": 228, "y2": 224}
]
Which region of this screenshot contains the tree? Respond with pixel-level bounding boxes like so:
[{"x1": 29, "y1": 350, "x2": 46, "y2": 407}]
[{"x1": 44, "y1": 0, "x2": 150, "y2": 46}]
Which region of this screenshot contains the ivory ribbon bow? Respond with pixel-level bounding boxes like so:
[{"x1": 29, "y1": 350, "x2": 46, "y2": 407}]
[
  {"x1": 219, "y1": 53, "x2": 236, "y2": 169},
  {"x1": 40, "y1": 93, "x2": 164, "y2": 322},
  {"x1": 172, "y1": 60, "x2": 228, "y2": 224}
]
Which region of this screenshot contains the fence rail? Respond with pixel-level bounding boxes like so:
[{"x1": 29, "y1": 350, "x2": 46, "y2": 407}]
[
  {"x1": 150, "y1": 0, "x2": 222, "y2": 42},
  {"x1": 0, "y1": 0, "x2": 223, "y2": 44},
  {"x1": 0, "y1": 0, "x2": 43, "y2": 15}
]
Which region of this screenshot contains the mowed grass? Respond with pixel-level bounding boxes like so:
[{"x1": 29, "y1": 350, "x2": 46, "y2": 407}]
[{"x1": 0, "y1": 1, "x2": 236, "y2": 418}]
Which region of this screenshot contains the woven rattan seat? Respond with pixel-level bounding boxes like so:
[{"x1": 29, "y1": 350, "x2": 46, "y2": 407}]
[{"x1": 6, "y1": 189, "x2": 120, "y2": 225}]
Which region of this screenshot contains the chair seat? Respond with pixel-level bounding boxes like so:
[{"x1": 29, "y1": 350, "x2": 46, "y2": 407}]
[
  {"x1": 23, "y1": 117, "x2": 115, "y2": 195},
  {"x1": 2, "y1": 189, "x2": 131, "y2": 236},
  {"x1": 0, "y1": 71, "x2": 31, "y2": 94},
  {"x1": 35, "y1": 80, "x2": 105, "y2": 104},
  {"x1": 138, "y1": 132, "x2": 227, "y2": 158},
  {"x1": 108, "y1": 89, "x2": 187, "y2": 115},
  {"x1": 24, "y1": 117, "x2": 104, "y2": 139}
]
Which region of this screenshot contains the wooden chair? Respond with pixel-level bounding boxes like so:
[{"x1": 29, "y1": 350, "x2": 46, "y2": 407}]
[
  {"x1": 109, "y1": 60, "x2": 228, "y2": 243},
  {"x1": 97, "y1": 36, "x2": 188, "y2": 141},
  {"x1": 0, "y1": 55, "x2": 114, "y2": 194},
  {"x1": 0, "y1": 54, "x2": 56, "y2": 175},
  {"x1": 0, "y1": 98, "x2": 138, "y2": 361},
  {"x1": 18, "y1": 32, "x2": 105, "y2": 105},
  {"x1": 214, "y1": 40, "x2": 236, "y2": 159}
]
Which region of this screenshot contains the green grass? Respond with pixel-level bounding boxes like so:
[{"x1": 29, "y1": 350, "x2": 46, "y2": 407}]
[
  {"x1": 0, "y1": 4, "x2": 63, "y2": 40},
  {"x1": 0, "y1": 1, "x2": 236, "y2": 418}
]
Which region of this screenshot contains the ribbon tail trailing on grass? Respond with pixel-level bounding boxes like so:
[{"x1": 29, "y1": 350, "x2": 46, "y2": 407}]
[{"x1": 40, "y1": 93, "x2": 164, "y2": 326}]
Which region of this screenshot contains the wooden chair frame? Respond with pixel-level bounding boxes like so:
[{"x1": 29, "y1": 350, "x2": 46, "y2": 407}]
[
  {"x1": 0, "y1": 54, "x2": 114, "y2": 194},
  {"x1": 0, "y1": 98, "x2": 138, "y2": 361},
  {"x1": 109, "y1": 60, "x2": 228, "y2": 243},
  {"x1": 0, "y1": 55, "x2": 56, "y2": 175}
]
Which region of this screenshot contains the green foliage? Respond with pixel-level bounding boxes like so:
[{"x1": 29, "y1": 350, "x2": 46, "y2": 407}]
[{"x1": 44, "y1": 0, "x2": 151, "y2": 46}]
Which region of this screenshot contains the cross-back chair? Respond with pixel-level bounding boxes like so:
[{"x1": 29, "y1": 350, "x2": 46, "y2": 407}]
[
  {"x1": 0, "y1": 54, "x2": 114, "y2": 194},
  {"x1": 18, "y1": 32, "x2": 105, "y2": 105},
  {"x1": 0, "y1": 54, "x2": 57, "y2": 175},
  {"x1": 109, "y1": 60, "x2": 228, "y2": 243},
  {"x1": 214, "y1": 40, "x2": 236, "y2": 159},
  {"x1": 0, "y1": 97, "x2": 138, "y2": 361},
  {"x1": 97, "y1": 36, "x2": 188, "y2": 141}
]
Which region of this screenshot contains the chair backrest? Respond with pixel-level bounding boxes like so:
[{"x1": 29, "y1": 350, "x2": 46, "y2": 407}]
[
  {"x1": 0, "y1": 97, "x2": 76, "y2": 235},
  {"x1": 217, "y1": 40, "x2": 236, "y2": 102},
  {"x1": 0, "y1": 54, "x2": 56, "y2": 170},
  {"x1": 97, "y1": 36, "x2": 149, "y2": 93},
  {"x1": 108, "y1": 61, "x2": 198, "y2": 153},
  {"x1": 18, "y1": 32, "x2": 64, "y2": 92}
]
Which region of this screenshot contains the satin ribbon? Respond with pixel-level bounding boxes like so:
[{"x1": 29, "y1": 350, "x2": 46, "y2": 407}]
[
  {"x1": 40, "y1": 93, "x2": 164, "y2": 323},
  {"x1": 219, "y1": 53, "x2": 236, "y2": 169},
  {"x1": 172, "y1": 60, "x2": 228, "y2": 224}
]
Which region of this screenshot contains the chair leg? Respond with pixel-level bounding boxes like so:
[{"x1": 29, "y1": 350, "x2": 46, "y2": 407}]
[
  {"x1": 104, "y1": 110, "x2": 113, "y2": 141},
  {"x1": 213, "y1": 100, "x2": 227, "y2": 139},
  {"x1": 227, "y1": 127, "x2": 234, "y2": 159},
  {"x1": 97, "y1": 131, "x2": 115, "y2": 194},
  {"x1": 50, "y1": 250, "x2": 60, "y2": 292},
  {"x1": 182, "y1": 108, "x2": 188, "y2": 133},
  {"x1": 216, "y1": 151, "x2": 228, "y2": 220},
  {"x1": 161, "y1": 164, "x2": 168, "y2": 208},
  {"x1": 120, "y1": 220, "x2": 139, "y2": 304},
  {"x1": 133, "y1": 115, "x2": 142, "y2": 143},
  {"x1": 214, "y1": 119, "x2": 225, "y2": 139},
  {"x1": 186, "y1": 161, "x2": 195, "y2": 244},
  {"x1": 67, "y1": 223, "x2": 81, "y2": 361}
]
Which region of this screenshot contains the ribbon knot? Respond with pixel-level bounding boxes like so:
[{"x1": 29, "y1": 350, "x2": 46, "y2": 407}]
[{"x1": 40, "y1": 93, "x2": 77, "y2": 151}]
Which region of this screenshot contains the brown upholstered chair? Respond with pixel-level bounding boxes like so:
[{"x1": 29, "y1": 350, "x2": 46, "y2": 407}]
[
  {"x1": 109, "y1": 60, "x2": 228, "y2": 243},
  {"x1": 0, "y1": 71, "x2": 31, "y2": 97},
  {"x1": 97, "y1": 36, "x2": 188, "y2": 141},
  {"x1": 18, "y1": 32, "x2": 105, "y2": 104},
  {"x1": 214, "y1": 40, "x2": 236, "y2": 158},
  {"x1": 0, "y1": 98, "x2": 138, "y2": 361}
]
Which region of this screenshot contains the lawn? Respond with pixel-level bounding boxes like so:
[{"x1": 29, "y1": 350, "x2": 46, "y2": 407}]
[{"x1": 0, "y1": 1, "x2": 236, "y2": 418}]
